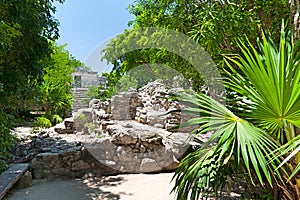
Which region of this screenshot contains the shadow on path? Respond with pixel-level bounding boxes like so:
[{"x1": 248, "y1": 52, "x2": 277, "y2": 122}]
[
  {"x1": 7, "y1": 173, "x2": 176, "y2": 200},
  {"x1": 7, "y1": 175, "x2": 128, "y2": 200}
]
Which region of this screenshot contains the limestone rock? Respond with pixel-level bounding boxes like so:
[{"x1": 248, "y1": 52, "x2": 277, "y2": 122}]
[
  {"x1": 112, "y1": 131, "x2": 139, "y2": 145},
  {"x1": 73, "y1": 108, "x2": 93, "y2": 132},
  {"x1": 89, "y1": 98, "x2": 100, "y2": 109},
  {"x1": 140, "y1": 158, "x2": 161, "y2": 173},
  {"x1": 15, "y1": 171, "x2": 33, "y2": 189}
]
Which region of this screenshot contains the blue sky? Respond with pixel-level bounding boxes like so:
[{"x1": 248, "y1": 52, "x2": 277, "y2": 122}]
[{"x1": 54, "y1": 1, "x2": 134, "y2": 73}]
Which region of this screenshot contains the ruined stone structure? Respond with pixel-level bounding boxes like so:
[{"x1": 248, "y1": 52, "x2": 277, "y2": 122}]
[
  {"x1": 9, "y1": 80, "x2": 206, "y2": 180},
  {"x1": 71, "y1": 67, "x2": 106, "y2": 112}
]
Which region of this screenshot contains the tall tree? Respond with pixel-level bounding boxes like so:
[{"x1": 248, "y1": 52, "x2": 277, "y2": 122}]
[
  {"x1": 0, "y1": 0, "x2": 64, "y2": 113},
  {"x1": 0, "y1": 0, "x2": 65, "y2": 172},
  {"x1": 290, "y1": 0, "x2": 300, "y2": 41},
  {"x1": 102, "y1": 0, "x2": 290, "y2": 94}
]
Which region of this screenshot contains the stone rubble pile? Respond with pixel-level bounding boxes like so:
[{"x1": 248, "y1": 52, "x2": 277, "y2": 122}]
[
  {"x1": 85, "y1": 121, "x2": 191, "y2": 173},
  {"x1": 85, "y1": 80, "x2": 195, "y2": 134},
  {"x1": 9, "y1": 130, "x2": 82, "y2": 164},
  {"x1": 9, "y1": 129, "x2": 118, "y2": 179},
  {"x1": 9, "y1": 80, "x2": 205, "y2": 180},
  {"x1": 135, "y1": 81, "x2": 181, "y2": 131}
]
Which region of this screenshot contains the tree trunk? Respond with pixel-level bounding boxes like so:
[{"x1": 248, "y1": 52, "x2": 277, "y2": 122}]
[{"x1": 290, "y1": 0, "x2": 300, "y2": 41}]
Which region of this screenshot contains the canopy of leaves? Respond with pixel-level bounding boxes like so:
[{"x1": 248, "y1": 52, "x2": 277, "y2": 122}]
[
  {"x1": 0, "y1": 0, "x2": 64, "y2": 113},
  {"x1": 0, "y1": 0, "x2": 65, "y2": 173},
  {"x1": 102, "y1": 0, "x2": 290, "y2": 95}
]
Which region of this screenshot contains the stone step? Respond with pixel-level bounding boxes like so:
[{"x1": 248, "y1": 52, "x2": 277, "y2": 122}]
[{"x1": 0, "y1": 163, "x2": 29, "y2": 199}]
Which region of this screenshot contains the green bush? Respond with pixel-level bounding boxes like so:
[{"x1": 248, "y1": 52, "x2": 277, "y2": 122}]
[
  {"x1": 32, "y1": 117, "x2": 52, "y2": 128},
  {"x1": 50, "y1": 114, "x2": 63, "y2": 125},
  {"x1": 0, "y1": 111, "x2": 17, "y2": 174}
]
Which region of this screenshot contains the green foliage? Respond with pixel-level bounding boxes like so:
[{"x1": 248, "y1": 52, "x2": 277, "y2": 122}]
[
  {"x1": 49, "y1": 114, "x2": 63, "y2": 125},
  {"x1": 32, "y1": 117, "x2": 52, "y2": 128},
  {"x1": 0, "y1": 0, "x2": 65, "y2": 114},
  {"x1": 224, "y1": 27, "x2": 300, "y2": 144},
  {"x1": 84, "y1": 122, "x2": 96, "y2": 133},
  {"x1": 0, "y1": 0, "x2": 70, "y2": 174},
  {"x1": 39, "y1": 43, "x2": 81, "y2": 121},
  {"x1": 0, "y1": 109, "x2": 17, "y2": 173},
  {"x1": 173, "y1": 26, "x2": 300, "y2": 199},
  {"x1": 76, "y1": 113, "x2": 87, "y2": 121},
  {"x1": 84, "y1": 85, "x2": 100, "y2": 102},
  {"x1": 102, "y1": 0, "x2": 290, "y2": 94}
]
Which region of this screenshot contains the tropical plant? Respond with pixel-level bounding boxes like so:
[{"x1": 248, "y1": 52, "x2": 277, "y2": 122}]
[
  {"x1": 39, "y1": 43, "x2": 81, "y2": 122},
  {"x1": 0, "y1": 0, "x2": 64, "y2": 114},
  {"x1": 173, "y1": 25, "x2": 300, "y2": 199},
  {"x1": 0, "y1": 110, "x2": 17, "y2": 173},
  {"x1": 102, "y1": 0, "x2": 291, "y2": 99},
  {"x1": 32, "y1": 117, "x2": 52, "y2": 128},
  {"x1": 0, "y1": 0, "x2": 64, "y2": 174}
]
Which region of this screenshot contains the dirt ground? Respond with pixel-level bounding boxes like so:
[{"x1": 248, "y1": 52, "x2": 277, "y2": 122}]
[{"x1": 7, "y1": 173, "x2": 176, "y2": 200}]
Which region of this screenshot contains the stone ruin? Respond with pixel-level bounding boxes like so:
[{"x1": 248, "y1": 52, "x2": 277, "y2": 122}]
[
  {"x1": 10, "y1": 80, "x2": 208, "y2": 180},
  {"x1": 71, "y1": 66, "x2": 106, "y2": 112}
]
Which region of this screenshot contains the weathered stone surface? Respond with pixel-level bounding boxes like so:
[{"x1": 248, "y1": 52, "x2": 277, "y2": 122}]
[
  {"x1": 140, "y1": 158, "x2": 161, "y2": 173},
  {"x1": 117, "y1": 146, "x2": 133, "y2": 162},
  {"x1": 64, "y1": 118, "x2": 74, "y2": 129},
  {"x1": 30, "y1": 148, "x2": 118, "y2": 179},
  {"x1": 111, "y1": 92, "x2": 140, "y2": 120},
  {"x1": 146, "y1": 110, "x2": 166, "y2": 126},
  {"x1": 71, "y1": 160, "x2": 90, "y2": 171},
  {"x1": 89, "y1": 98, "x2": 100, "y2": 109},
  {"x1": 112, "y1": 131, "x2": 139, "y2": 145},
  {"x1": 73, "y1": 108, "x2": 93, "y2": 132},
  {"x1": 54, "y1": 128, "x2": 74, "y2": 134},
  {"x1": 15, "y1": 171, "x2": 33, "y2": 189}
]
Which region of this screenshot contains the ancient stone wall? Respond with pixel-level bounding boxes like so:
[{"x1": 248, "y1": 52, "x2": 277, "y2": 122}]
[
  {"x1": 110, "y1": 92, "x2": 141, "y2": 120},
  {"x1": 88, "y1": 80, "x2": 197, "y2": 133},
  {"x1": 10, "y1": 80, "x2": 203, "y2": 180},
  {"x1": 72, "y1": 88, "x2": 89, "y2": 112},
  {"x1": 86, "y1": 121, "x2": 191, "y2": 174}
]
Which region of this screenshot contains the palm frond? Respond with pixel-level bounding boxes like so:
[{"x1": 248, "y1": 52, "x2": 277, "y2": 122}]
[
  {"x1": 224, "y1": 27, "x2": 300, "y2": 143},
  {"x1": 172, "y1": 93, "x2": 281, "y2": 199},
  {"x1": 274, "y1": 135, "x2": 300, "y2": 179}
]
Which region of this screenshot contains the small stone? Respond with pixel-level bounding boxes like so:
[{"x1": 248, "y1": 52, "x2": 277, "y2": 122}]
[
  {"x1": 41, "y1": 147, "x2": 52, "y2": 152},
  {"x1": 111, "y1": 131, "x2": 138, "y2": 145},
  {"x1": 140, "y1": 145, "x2": 146, "y2": 153},
  {"x1": 15, "y1": 171, "x2": 33, "y2": 189}
]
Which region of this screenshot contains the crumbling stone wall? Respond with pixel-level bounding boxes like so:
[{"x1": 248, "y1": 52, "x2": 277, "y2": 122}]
[
  {"x1": 110, "y1": 92, "x2": 141, "y2": 120},
  {"x1": 89, "y1": 80, "x2": 197, "y2": 133},
  {"x1": 26, "y1": 80, "x2": 201, "y2": 179},
  {"x1": 86, "y1": 120, "x2": 191, "y2": 173}
]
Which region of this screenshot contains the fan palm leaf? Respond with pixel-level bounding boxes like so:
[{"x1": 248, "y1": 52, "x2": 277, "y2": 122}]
[
  {"x1": 224, "y1": 25, "x2": 300, "y2": 142},
  {"x1": 173, "y1": 23, "x2": 300, "y2": 199},
  {"x1": 173, "y1": 93, "x2": 282, "y2": 199}
]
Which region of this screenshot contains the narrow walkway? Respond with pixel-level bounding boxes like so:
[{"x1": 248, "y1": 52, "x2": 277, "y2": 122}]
[
  {"x1": 7, "y1": 173, "x2": 176, "y2": 200},
  {"x1": 0, "y1": 164, "x2": 29, "y2": 199}
]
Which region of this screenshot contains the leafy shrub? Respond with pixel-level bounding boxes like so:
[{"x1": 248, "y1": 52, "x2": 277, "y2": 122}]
[
  {"x1": 50, "y1": 114, "x2": 63, "y2": 124},
  {"x1": 32, "y1": 117, "x2": 52, "y2": 128},
  {"x1": 0, "y1": 110, "x2": 17, "y2": 173}
]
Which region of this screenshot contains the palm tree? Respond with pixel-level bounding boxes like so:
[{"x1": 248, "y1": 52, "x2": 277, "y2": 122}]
[{"x1": 173, "y1": 24, "x2": 300, "y2": 199}]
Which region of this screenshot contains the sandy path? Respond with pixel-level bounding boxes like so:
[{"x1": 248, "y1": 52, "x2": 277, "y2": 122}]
[{"x1": 8, "y1": 173, "x2": 176, "y2": 200}]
